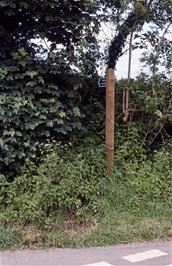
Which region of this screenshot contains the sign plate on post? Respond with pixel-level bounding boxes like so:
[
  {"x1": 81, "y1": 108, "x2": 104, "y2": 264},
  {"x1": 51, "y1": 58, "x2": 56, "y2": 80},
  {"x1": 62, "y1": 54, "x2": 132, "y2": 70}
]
[{"x1": 98, "y1": 77, "x2": 106, "y2": 88}]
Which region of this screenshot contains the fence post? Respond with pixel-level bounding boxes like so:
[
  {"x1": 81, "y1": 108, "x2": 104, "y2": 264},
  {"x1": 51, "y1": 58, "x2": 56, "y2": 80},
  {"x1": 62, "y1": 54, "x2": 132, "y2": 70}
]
[{"x1": 106, "y1": 68, "x2": 115, "y2": 175}]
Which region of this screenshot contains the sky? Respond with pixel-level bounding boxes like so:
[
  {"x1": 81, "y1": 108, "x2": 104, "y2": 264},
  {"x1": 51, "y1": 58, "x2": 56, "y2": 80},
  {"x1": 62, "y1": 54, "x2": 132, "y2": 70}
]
[
  {"x1": 98, "y1": 46, "x2": 143, "y2": 79},
  {"x1": 99, "y1": 23, "x2": 172, "y2": 80},
  {"x1": 116, "y1": 48, "x2": 143, "y2": 79},
  {"x1": 98, "y1": 22, "x2": 146, "y2": 79},
  {"x1": 33, "y1": 22, "x2": 172, "y2": 81}
]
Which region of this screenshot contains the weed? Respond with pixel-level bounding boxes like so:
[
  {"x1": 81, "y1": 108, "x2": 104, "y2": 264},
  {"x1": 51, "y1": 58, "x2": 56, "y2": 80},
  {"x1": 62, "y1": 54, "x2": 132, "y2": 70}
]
[
  {"x1": 0, "y1": 227, "x2": 23, "y2": 250},
  {"x1": 1, "y1": 140, "x2": 172, "y2": 249}
]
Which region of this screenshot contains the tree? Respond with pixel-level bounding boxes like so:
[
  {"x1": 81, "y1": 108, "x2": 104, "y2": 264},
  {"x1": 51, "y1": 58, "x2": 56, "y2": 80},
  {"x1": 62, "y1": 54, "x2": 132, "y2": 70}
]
[
  {"x1": 1, "y1": 0, "x2": 172, "y2": 177},
  {"x1": 0, "y1": 0, "x2": 102, "y2": 177},
  {"x1": 100, "y1": 0, "x2": 172, "y2": 124},
  {"x1": 105, "y1": 0, "x2": 172, "y2": 69},
  {"x1": 0, "y1": 0, "x2": 100, "y2": 60}
]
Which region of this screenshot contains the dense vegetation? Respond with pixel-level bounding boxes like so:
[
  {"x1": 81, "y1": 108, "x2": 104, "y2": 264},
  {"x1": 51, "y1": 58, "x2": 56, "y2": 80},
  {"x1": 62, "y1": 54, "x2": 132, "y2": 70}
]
[{"x1": 0, "y1": 0, "x2": 172, "y2": 249}]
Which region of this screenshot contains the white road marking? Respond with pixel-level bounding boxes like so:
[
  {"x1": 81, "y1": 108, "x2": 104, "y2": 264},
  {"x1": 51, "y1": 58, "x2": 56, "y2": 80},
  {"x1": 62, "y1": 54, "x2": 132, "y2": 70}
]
[
  {"x1": 83, "y1": 262, "x2": 113, "y2": 266},
  {"x1": 123, "y1": 249, "x2": 168, "y2": 263},
  {"x1": 165, "y1": 265, "x2": 172, "y2": 266}
]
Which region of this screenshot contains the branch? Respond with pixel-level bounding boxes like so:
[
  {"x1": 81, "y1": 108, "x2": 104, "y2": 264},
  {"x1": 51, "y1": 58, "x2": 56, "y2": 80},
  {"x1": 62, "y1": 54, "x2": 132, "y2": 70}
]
[
  {"x1": 149, "y1": 122, "x2": 165, "y2": 146},
  {"x1": 148, "y1": 0, "x2": 154, "y2": 7},
  {"x1": 108, "y1": 6, "x2": 146, "y2": 68}
]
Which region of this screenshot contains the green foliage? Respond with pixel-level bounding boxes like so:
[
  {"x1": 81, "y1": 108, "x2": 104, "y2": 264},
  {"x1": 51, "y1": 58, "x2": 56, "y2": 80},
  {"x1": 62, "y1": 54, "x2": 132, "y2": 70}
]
[
  {"x1": 0, "y1": 0, "x2": 101, "y2": 62},
  {"x1": 140, "y1": 25, "x2": 172, "y2": 77},
  {"x1": 107, "y1": 0, "x2": 172, "y2": 68},
  {"x1": 0, "y1": 50, "x2": 84, "y2": 177},
  {"x1": 116, "y1": 75, "x2": 172, "y2": 147},
  {"x1": 111, "y1": 140, "x2": 172, "y2": 214},
  {"x1": 78, "y1": 74, "x2": 172, "y2": 154},
  {"x1": 0, "y1": 143, "x2": 107, "y2": 225},
  {"x1": 1, "y1": 139, "x2": 172, "y2": 249},
  {"x1": 1, "y1": 137, "x2": 172, "y2": 225},
  {"x1": 0, "y1": 0, "x2": 103, "y2": 177},
  {"x1": 0, "y1": 227, "x2": 23, "y2": 250},
  {"x1": 0, "y1": 0, "x2": 172, "y2": 250}
]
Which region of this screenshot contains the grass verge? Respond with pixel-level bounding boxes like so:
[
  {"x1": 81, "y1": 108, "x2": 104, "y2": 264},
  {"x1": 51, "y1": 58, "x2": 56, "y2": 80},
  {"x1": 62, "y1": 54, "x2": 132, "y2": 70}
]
[{"x1": 1, "y1": 206, "x2": 172, "y2": 250}]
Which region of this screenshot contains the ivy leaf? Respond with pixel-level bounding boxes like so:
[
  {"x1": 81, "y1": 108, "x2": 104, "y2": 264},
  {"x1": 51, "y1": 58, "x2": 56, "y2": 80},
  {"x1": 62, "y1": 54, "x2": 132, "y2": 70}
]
[
  {"x1": 47, "y1": 120, "x2": 54, "y2": 127},
  {"x1": 59, "y1": 111, "x2": 66, "y2": 118},
  {"x1": 0, "y1": 1, "x2": 9, "y2": 7},
  {"x1": 26, "y1": 81, "x2": 36, "y2": 87},
  {"x1": 18, "y1": 48, "x2": 27, "y2": 57},
  {"x1": 19, "y1": 2, "x2": 30, "y2": 9},
  {"x1": 73, "y1": 107, "x2": 81, "y2": 117},
  {"x1": 0, "y1": 138, "x2": 3, "y2": 148},
  {"x1": 26, "y1": 71, "x2": 38, "y2": 79}
]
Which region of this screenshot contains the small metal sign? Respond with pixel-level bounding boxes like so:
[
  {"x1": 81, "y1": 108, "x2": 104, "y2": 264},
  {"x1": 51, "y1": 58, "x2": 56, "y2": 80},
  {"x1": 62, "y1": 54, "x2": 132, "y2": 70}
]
[{"x1": 98, "y1": 77, "x2": 106, "y2": 88}]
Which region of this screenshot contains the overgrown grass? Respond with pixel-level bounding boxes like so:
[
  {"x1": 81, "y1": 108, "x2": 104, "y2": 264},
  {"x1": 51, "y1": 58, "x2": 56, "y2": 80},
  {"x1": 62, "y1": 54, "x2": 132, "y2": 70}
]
[
  {"x1": 0, "y1": 227, "x2": 23, "y2": 250},
  {"x1": 1, "y1": 207, "x2": 171, "y2": 250},
  {"x1": 0, "y1": 139, "x2": 172, "y2": 250}
]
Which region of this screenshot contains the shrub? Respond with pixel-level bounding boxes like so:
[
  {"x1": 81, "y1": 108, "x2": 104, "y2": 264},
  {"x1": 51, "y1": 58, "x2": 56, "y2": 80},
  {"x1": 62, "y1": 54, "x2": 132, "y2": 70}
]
[
  {"x1": 111, "y1": 140, "x2": 172, "y2": 212},
  {"x1": 1, "y1": 137, "x2": 172, "y2": 229},
  {"x1": 0, "y1": 143, "x2": 107, "y2": 225},
  {"x1": 0, "y1": 50, "x2": 83, "y2": 178}
]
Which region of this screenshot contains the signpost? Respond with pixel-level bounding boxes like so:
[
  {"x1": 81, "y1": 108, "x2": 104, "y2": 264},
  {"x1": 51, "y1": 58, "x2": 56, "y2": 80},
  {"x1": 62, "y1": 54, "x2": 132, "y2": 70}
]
[
  {"x1": 98, "y1": 77, "x2": 106, "y2": 88},
  {"x1": 106, "y1": 68, "x2": 115, "y2": 175}
]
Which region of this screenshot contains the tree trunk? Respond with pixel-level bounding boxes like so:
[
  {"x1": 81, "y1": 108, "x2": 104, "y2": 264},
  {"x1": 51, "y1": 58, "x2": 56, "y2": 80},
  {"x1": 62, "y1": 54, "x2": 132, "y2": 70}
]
[{"x1": 108, "y1": 7, "x2": 146, "y2": 69}]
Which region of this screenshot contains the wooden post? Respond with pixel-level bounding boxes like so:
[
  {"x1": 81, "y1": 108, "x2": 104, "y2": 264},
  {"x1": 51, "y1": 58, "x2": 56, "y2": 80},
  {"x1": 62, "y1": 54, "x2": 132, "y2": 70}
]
[{"x1": 106, "y1": 68, "x2": 115, "y2": 175}]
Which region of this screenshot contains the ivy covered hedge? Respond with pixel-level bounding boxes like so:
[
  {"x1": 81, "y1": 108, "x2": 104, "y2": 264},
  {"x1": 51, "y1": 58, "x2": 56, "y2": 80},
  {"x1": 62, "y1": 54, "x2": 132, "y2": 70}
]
[
  {"x1": 0, "y1": 50, "x2": 83, "y2": 178},
  {"x1": 0, "y1": 0, "x2": 101, "y2": 178}
]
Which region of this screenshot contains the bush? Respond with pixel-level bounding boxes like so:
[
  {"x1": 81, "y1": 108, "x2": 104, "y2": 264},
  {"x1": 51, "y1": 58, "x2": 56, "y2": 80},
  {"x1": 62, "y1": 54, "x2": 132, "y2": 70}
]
[
  {"x1": 111, "y1": 140, "x2": 172, "y2": 212},
  {"x1": 0, "y1": 50, "x2": 83, "y2": 178},
  {"x1": 1, "y1": 136, "x2": 172, "y2": 231},
  {"x1": 0, "y1": 143, "x2": 107, "y2": 226}
]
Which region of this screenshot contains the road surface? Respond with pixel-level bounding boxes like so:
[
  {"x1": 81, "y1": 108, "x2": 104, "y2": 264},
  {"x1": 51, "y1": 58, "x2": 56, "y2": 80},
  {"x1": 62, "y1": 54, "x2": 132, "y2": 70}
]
[{"x1": 1, "y1": 240, "x2": 172, "y2": 266}]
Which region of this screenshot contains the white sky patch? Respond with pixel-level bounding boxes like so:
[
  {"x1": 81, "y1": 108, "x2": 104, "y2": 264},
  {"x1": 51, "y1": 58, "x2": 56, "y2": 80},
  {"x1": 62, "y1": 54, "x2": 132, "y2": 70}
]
[
  {"x1": 116, "y1": 48, "x2": 142, "y2": 79},
  {"x1": 30, "y1": 21, "x2": 172, "y2": 80},
  {"x1": 98, "y1": 22, "x2": 149, "y2": 79},
  {"x1": 99, "y1": 22, "x2": 172, "y2": 79}
]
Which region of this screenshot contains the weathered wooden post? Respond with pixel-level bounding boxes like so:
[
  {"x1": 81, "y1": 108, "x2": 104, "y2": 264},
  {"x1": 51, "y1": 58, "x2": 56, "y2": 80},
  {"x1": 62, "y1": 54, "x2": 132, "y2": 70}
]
[{"x1": 106, "y1": 68, "x2": 115, "y2": 175}]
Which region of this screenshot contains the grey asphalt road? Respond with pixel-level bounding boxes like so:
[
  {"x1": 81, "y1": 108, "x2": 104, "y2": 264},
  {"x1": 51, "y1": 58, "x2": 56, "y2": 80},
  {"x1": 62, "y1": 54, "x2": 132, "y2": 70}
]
[{"x1": 1, "y1": 240, "x2": 172, "y2": 266}]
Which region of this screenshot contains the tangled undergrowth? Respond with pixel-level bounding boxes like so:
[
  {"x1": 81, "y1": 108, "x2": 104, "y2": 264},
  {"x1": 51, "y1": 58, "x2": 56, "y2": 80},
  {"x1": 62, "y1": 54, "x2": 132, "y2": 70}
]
[{"x1": 1, "y1": 136, "x2": 172, "y2": 249}]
